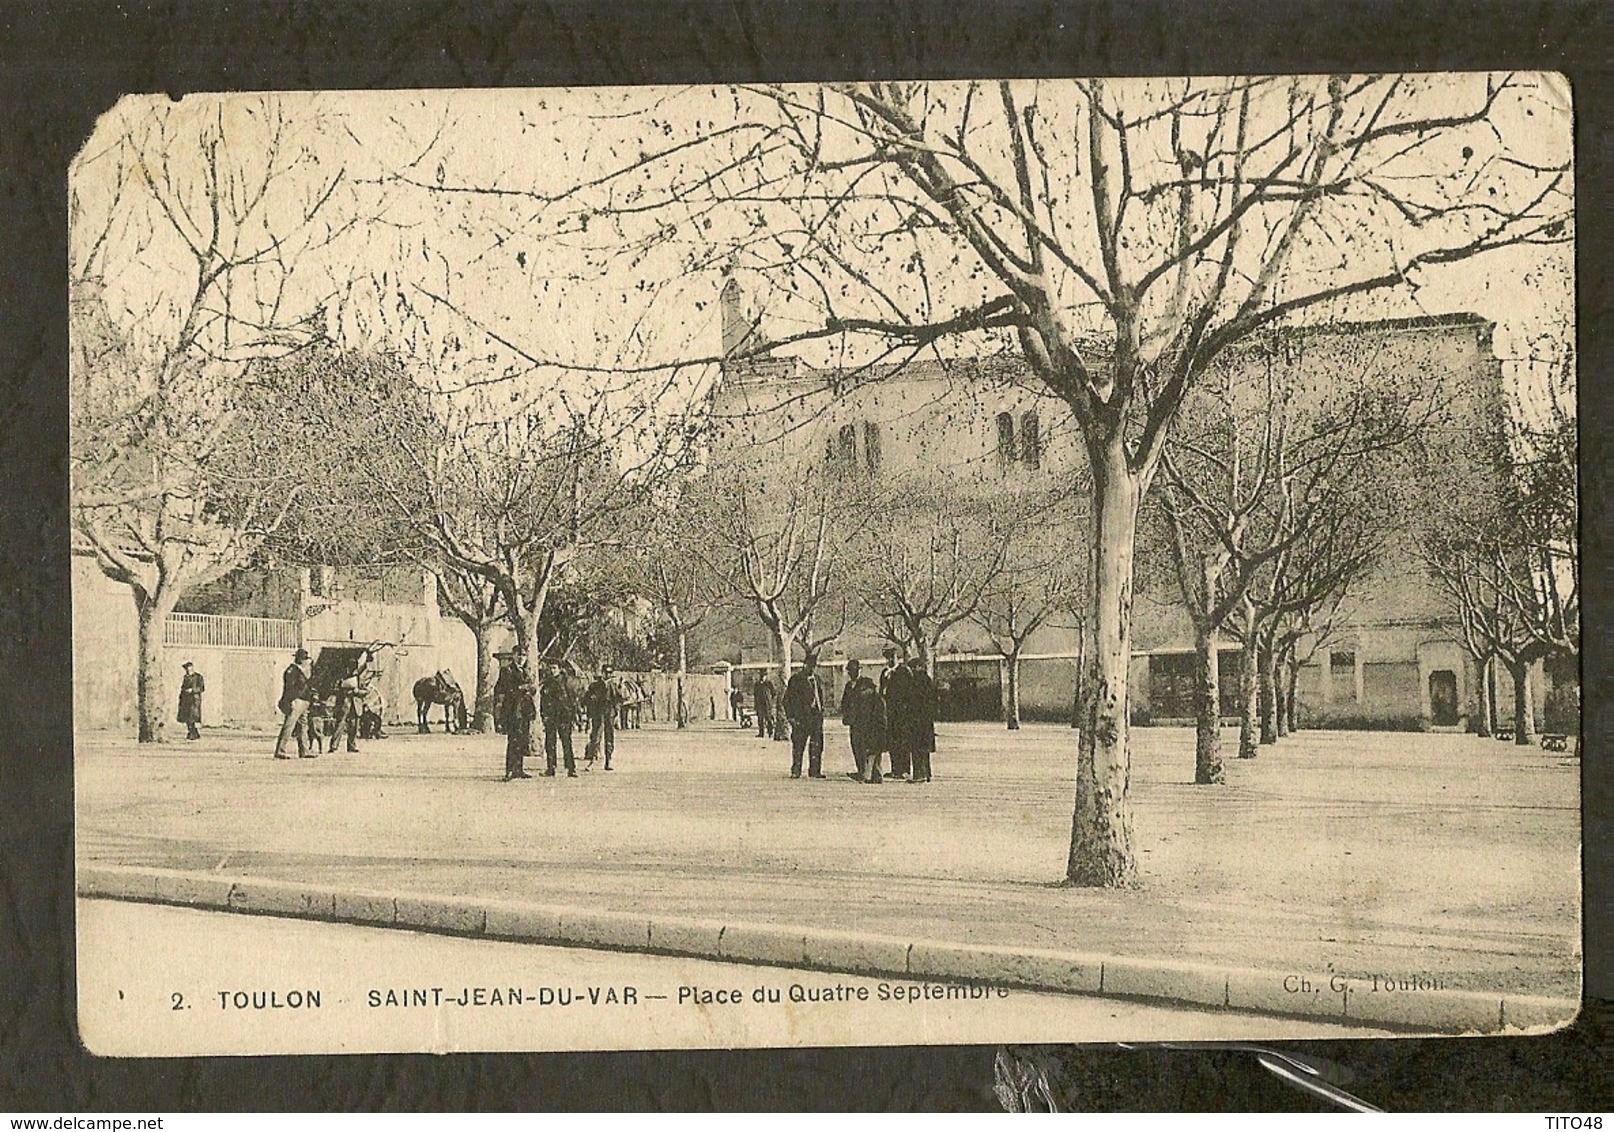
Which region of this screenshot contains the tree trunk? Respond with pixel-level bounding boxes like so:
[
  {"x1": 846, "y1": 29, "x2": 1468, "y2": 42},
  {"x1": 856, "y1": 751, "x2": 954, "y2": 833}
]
[
  {"x1": 772, "y1": 623, "x2": 792, "y2": 686},
  {"x1": 471, "y1": 623, "x2": 496, "y2": 732},
  {"x1": 1005, "y1": 649, "x2": 1022, "y2": 730},
  {"x1": 1475, "y1": 654, "x2": 1494, "y2": 738},
  {"x1": 135, "y1": 589, "x2": 178, "y2": 744},
  {"x1": 1284, "y1": 656, "x2": 1300, "y2": 734},
  {"x1": 676, "y1": 627, "x2": 689, "y2": 729},
  {"x1": 1258, "y1": 637, "x2": 1278, "y2": 746},
  {"x1": 1508, "y1": 657, "x2": 1536, "y2": 745},
  {"x1": 1067, "y1": 448, "x2": 1139, "y2": 888},
  {"x1": 1193, "y1": 625, "x2": 1223, "y2": 785},
  {"x1": 1237, "y1": 634, "x2": 1259, "y2": 759}
]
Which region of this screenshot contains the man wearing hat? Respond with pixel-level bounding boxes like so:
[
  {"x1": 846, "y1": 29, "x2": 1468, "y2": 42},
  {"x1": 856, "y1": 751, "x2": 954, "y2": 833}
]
[
  {"x1": 176, "y1": 661, "x2": 205, "y2": 741},
  {"x1": 500, "y1": 652, "x2": 537, "y2": 780},
  {"x1": 783, "y1": 651, "x2": 828, "y2": 779},
  {"x1": 582, "y1": 664, "x2": 622, "y2": 771},
  {"x1": 902, "y1": 655, "x2": 938, "y2": 784},
  {"x1": 540, "y1": 661, "x2": 580, "y2": 777},
  {"x1": 274, "y1": 648, "x2": 314, "y2": 759}
]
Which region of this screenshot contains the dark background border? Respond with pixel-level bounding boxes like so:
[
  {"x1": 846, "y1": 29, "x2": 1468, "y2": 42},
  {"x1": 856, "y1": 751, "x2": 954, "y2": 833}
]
[{"x1": 1, "y1": 0, "x2": 1607, "y2": 1111}]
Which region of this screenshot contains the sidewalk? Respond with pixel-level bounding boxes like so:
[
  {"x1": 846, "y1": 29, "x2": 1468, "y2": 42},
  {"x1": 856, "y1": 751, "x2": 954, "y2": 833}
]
[{"x1": 75, "y1": 721, "x2": 1582, "y2": 1033}]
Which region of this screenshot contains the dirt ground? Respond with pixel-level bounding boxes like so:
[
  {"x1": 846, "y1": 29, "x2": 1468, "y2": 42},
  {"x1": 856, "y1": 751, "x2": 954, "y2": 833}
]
[{"x1": 75, "y1": 719, "x2": 1582, "y2": 998}]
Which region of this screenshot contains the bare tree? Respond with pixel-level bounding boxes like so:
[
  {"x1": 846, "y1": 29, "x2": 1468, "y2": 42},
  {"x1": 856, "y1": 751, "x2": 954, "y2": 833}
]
[
  {"x1": 846, "y1": 474, "x2": 1009, "y2": 677},
  {"x1": 379, "y1": 76, "x2": 1570, "y2": 886},
  {"x1": 434, "y1": 562, "x2": 509, "y2": 732},
  {"x1": 70, "y1": 96, "x2": 359, "y2": 741},
  {"x1": 698, "y1": 455, "x2": 852, "y2": 683},
  {"x1": 1157, "y1": 331, "x2": 1440, "y2": 778},
  {"x1": 971, "y1": 491, "x2": 1088, "y2": 729},
  {"x1": 629, "y1": 488, "x2": 732, "y2": 727}
]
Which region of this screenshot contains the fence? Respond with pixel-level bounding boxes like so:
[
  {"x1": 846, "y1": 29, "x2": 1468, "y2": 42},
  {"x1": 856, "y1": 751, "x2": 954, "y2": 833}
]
[{"x1": 164, "y1": 612, "x2": 300, "y2": 651}]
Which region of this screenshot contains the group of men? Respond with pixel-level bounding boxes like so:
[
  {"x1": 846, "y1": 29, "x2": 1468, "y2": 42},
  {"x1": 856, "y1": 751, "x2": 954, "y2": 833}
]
[
  {"x1": 272, "y1": 646, "x2": 382, "y2": 759},
  {"x1": 763, "y1": 646, "x2": 938, "y2": 783},
  {"x1": 491, "y1": 653, "x2": 630, "y2": 781}
]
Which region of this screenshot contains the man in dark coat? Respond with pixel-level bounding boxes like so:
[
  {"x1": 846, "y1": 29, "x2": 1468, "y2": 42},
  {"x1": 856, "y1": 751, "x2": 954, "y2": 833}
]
[
  {"x1": 491, "y1": 651, "x2": 518, "y2": 734},
  {"x1": 839, "y1": 658, "x2": 887, "y2": 783},
  {"x1": 177, "y1": 661, "x2": 205, "y2": 740},
  {"x1": 883, "y1": 651, "x2": 913, "y2": 780},
  {"x1": 540, "y1": 662, "x2": 579, "y2": 777},
  {"x1": 273, "y1": 648, "x2": 314, "y2": 760},
  {"x1": 582, "y1": 665, "x2": 622, "y2": 771},
  {"x1": 903, "y1": 656, "x2": 939, "y2": 783},
  {"x1": 754, "y1": 673, "x2": 776, "y2": 740},
  {"x1": 501, "y1": 654, "x2": 536, "y2": 780},
  {"x1": 783, "y1": 652, "x2": 828, "y2": 779}
]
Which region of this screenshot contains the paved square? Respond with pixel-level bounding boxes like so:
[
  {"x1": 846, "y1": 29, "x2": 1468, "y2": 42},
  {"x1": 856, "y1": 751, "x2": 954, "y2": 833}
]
[{"x1": 76, "y1": 721, "x2": 1580, "y2": 1001}]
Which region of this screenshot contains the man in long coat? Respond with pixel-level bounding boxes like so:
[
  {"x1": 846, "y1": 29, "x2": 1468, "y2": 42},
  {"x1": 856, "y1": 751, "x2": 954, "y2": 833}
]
[
  {"x1": 901, "y1": 655, "x2": 939, "y2": 783},
  {"x1": 273, "y1": 648, "x2": 314, "y2": 760},
  {"x1": 754, "y1": 673, "x2": 777, "y2": 740},
  {"x1": 501, "y1": 654, "x2": 536, "y2": 780},
  {"x1": 883, "y1": 653, "x2": 914, "y2": 780},
  {"x1": 839, "y1": 658, "x2": 887, "y2": 783},
  {"x1": 783, "y1": 652, "x2": 828, "y2": 779},
  {"x1": 540, "y1": 662, "x2": 580, "y2": 777},
  {"x1": 177, "y1": 661, "x2": 205, "y2": 740}
]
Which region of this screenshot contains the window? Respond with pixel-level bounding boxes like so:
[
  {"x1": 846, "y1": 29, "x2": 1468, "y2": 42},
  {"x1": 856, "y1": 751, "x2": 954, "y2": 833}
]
[
  {"x1": 1020, "y1": 411, "x2": 1042, "y2": 469},
  {"x1": 1329, "y1": 650, "x2": 1356, "y2": 670},
  {"x1": 862, "y1": 422, "x2": 882, "y2": 474},
  {"x1": 1329, "y1": 649, "x2": 1358, "y2": 703},
  {"x1": 996, "y1": 412, "x2": 1016, "y2": 466}
]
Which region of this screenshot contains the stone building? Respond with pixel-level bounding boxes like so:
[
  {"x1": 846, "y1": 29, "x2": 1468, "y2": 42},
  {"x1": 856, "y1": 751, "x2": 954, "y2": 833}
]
[{"x1": 707, "y1": 277, "x2": 1554, "y2": 732}]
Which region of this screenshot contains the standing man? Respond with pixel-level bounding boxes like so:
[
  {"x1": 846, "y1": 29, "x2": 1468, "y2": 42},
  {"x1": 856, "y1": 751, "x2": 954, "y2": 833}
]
[
  {"x1": 884, "y1": 651, "x2": 914, "y2": 781},
  {"x1": 905, "y1": 655, "x2": 939, "y2": 784},
  {"x1": 754, "y1": 673, "x2": 776, "y2": 740},
  {"x1": 840, "y1": 658, "x2": 887, "y2": 783},
  {"x1": 491, "y1": 651, "x2": 517, "y2": 735},
  {"x1": 273, "y1": 648, "x2": 314, "y2": 760},
  {"x1": 177, "y1": 661, "x2": 205, "y2": 741},
  {"x1": 583, "y1": 664, "x2": 622, "y2": 771},
  {"x1": 328, "y1": 647, "x2": 375, "y2": 754},
  {"x1": 540, "y1": 662, "x2": 579, "y2": 778},
  {"x1": 783, "y1": 652, "x2": 828, "y2": 779},
  {"x1": 502, "y1": 653, "x2": 536, "y2": 780}
]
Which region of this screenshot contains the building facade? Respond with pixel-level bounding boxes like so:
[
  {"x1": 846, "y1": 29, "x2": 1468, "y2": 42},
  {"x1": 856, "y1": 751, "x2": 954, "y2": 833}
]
[{"x1": 708, "y1": 278, "x2": 1552, "y2": 732}]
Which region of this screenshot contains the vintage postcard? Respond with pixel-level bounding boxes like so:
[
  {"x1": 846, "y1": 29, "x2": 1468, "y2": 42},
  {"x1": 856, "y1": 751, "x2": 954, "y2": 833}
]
[{"x1": 70, "y1": 75, "x2": 1579, "y2": 1057}]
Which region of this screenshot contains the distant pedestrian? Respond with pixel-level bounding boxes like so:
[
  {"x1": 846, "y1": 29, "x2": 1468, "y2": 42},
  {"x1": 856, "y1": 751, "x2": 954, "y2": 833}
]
[
  {"x1": 177, "y1": 661, "x2": 205, "y2": 741},
  {"x1": 730, "y1": 686, "x2": 747, "y2": 726},
  {"x1": 583, "y1": 665, "x2": 623, "y2": 771},
  {"x1": 501, "y1": 654, "x2": 536, "y2": 780},
  {"x1": 540, "y1": 662, "x2": 579, "y2": 777},
  {"x1": 839, "y1": 658, "x2": 887, "y2": 783},
  {"x1": 754, "y1": 674, "x2": 777, "y2": 739},
  {"x1": 273, "y1": 648, "x2": 314, "y2": 760},
  {"x1": 902, "y1": 656, "x2": 938, "y2": 784},
  {"x1": 783, "y1": 652, "x2": 828, "y2": 779},
  {"x1": 491, "y1": 651, "x2": 518, "y2": 735}
]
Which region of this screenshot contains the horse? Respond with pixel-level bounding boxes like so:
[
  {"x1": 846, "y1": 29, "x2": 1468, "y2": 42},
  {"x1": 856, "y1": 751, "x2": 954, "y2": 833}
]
[{"x1": 413, "y1": 669, "x2": 468, "y2": 733}]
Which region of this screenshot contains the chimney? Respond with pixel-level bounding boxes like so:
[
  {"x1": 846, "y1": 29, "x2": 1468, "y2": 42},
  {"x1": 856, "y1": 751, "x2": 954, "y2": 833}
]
[{"x1": 720, "y1": 275, "x2": 750, "y2": 360}]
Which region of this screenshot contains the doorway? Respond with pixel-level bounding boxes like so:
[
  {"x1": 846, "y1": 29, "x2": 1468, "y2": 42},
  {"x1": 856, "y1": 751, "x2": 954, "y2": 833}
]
[{"x1": 1428, "y1": 670, "x2": 1459, "y2": 727}]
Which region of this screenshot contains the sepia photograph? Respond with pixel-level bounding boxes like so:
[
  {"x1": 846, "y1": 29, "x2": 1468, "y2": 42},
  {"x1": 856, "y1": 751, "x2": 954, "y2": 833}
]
[{"x1": 68, "y1": 74, "x2": 1579, "y2": 1057}]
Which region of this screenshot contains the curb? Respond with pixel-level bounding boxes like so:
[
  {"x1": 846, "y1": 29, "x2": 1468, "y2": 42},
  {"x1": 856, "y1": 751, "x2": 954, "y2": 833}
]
[{"x1": 78, "y1": 864, "x2": 1577, "y2": 1035}]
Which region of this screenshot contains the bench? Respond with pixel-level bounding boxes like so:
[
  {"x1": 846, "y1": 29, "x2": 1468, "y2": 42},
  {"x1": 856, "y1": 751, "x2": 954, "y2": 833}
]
[{"x1": 1540, "y1": 733, "x2": 1570, "y2": 752}]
